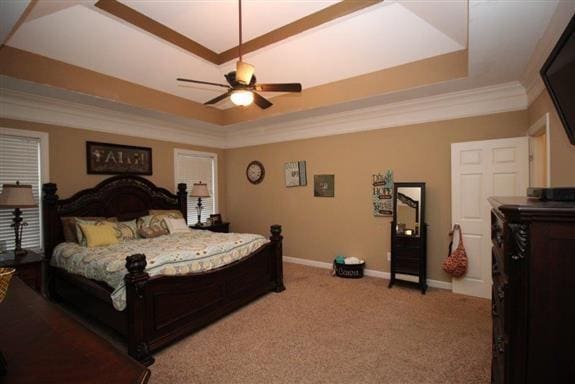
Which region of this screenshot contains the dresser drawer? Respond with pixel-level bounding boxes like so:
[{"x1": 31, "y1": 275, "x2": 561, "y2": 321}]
[
  {"x1": 394, "y1": 255, "x2": 420, "y2": 275},
  {"x1": 394, "y1": 236, "x2": 420, "y2": 249}
]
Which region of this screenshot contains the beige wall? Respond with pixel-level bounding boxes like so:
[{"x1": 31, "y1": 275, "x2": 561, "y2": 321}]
[
  {"x1": 225, "y1": 111, "x2": 528, "y2": 282},
  {"x1": 528, "y1": 90, "x2": 575, "y2": 186},
  {"x1": 0, "y1": 118, "x2": 227, "y2": 216}
]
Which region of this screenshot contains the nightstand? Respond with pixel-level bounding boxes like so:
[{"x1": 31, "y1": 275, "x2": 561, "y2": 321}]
[
  {"x1": 0, "y1": 249, "x2": 44, "y2": 294},
  {"x1": 190, "y1": 222, "x2": 230, "y2": 233}
]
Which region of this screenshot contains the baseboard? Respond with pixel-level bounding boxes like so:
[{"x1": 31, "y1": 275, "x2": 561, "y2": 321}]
[{"x1": 283, "y1": 256, "x2": 452, "y2": 291}]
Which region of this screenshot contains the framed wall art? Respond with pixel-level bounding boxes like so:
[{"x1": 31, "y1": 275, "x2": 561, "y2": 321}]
[
  {"x1": 284, "y1": 161, "x2": 307, "y2": 187},
  {"x1": 372, "y1": 170, "x2": 393, "y2": 216},
  {"x1": 314, "y1": 174, "x2": 335, "y2": 197},
  {"x1": 86, "y1": 141, "x2": 152, "y2": 175}
]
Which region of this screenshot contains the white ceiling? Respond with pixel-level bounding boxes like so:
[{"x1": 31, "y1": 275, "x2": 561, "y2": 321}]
[{"x1": 1, "y1": 0, "x2": 569, "y2": 127}]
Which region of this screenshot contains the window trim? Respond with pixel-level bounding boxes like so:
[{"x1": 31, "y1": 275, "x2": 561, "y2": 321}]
[
  {"x1": 0, "y1": 127, "x2": 50, "y2": 251},
  {"x1": 173, "y1": 148, "x2": 218, "y2": 217}
]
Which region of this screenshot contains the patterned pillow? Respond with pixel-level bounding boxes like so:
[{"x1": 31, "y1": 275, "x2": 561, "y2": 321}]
[
  {"x1": 148, "y1": 210, "x2": 183, "y2": 219},
  {"x1": 77, "y1": 222, "x2": 119, "y2": 248},
  {"x1": 137, "y1": 226, "x2": 168, "y2": 239},
  {"x1": 61, "y1": 216, "x2": 117, "y2": 243},
  {"x1": 114, "y1": 220, "x2": 140, "y2": 242},
  {"x1": 74, "y1": 218, "x2": 118, "y2": 245},
  {"x1": 165, "y1": 217, "x2": 189, "y2": 234},
  {"x1": 137, "y1": 214, "x2": 170, "y2": 232}
]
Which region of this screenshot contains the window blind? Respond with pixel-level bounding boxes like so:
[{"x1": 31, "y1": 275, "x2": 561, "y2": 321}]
[
  {"x1": 0, "y1": 134, "x2": 42, "y2": 252},
  {"x1": 174, "y1": 151, "x2": 216, "y2": 225}
]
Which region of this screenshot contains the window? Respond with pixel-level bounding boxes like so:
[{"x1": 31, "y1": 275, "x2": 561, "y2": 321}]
[
  {"x1": 0, "y1": 128, "x2": 49, "y2": 252},
  {"x1": 174, "y1": 149, "x2": 217, "y2": 225}
]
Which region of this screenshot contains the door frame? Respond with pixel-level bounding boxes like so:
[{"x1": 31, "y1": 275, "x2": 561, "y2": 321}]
[{"x1": 526, "y1": 112, "x2": 551, "y2": 187}]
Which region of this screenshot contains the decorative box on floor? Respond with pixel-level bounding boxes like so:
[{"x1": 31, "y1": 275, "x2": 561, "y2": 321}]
[{"x1": 333, "y1": 257, "x2": 365, "y2": 278}]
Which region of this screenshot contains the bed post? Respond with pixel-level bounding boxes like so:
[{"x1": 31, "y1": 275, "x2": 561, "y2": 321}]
[
  {"x1": 125, "y1": 254, "x2": 154, "y2": 366},
  {"x1": 177, "y1": 183, "x2": 187, "y2": 222},
  {"x1": 42, "y1": 183, "x2": 59, "y2": 260},
  {"x1": 270, "y1": 225, "x2": 285, "y2": 292}
]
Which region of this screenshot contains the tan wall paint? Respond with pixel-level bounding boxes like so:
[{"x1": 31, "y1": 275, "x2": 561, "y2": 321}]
[
  {"x1": 528, "y1": 90, "x2": 575, "y2": 186},
  {"x1": 225, "y1": 111, "x2": 528, "y2": 282},
  {"x1": 0, "y1": 118, "x2": 227, "y2": 217}
]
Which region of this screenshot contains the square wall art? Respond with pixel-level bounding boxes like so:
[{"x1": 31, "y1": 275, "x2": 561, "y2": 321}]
[{"x1": 314, "y1": 174, "x2": 335, "y2": 197}]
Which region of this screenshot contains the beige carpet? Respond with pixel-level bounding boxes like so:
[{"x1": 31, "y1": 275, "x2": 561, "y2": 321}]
[{"x1": 148, "y1": 264, "x2": 491, "y2": 384}]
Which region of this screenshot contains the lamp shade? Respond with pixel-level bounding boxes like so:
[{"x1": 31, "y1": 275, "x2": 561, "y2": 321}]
[
  {"x1": 0, "y1": 183, "x2": 37, "y2": 208},
  {"x1": 190, "y1": 182, "x2": 210, "y2": 198}
]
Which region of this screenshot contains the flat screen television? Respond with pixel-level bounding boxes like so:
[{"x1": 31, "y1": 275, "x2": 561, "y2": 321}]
[{"x1": 540, "y1": 14, "x2": 575, "y2": 145}]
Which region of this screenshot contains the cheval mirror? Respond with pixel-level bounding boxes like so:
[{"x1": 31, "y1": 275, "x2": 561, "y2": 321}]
[{"x1": 389, "y1": 182, "x2": 427, "y2": 294}]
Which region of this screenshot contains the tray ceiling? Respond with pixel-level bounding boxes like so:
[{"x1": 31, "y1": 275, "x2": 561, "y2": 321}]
[{"x1": 0, "y1": 0, "x2": 564, "y2": 127}]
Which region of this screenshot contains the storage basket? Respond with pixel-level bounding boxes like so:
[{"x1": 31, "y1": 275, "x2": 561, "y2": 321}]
[
  {"x1": 0, "y1": 267, "x2": 15, "y2": 302},
  {"x1": 333, "y1": 261, "x2": 365, "y2": 278}
]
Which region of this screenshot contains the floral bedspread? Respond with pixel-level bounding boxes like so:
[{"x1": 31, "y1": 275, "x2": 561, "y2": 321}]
[{"x1": 51, "y1": 230, "x2": 269, "y2": 310}]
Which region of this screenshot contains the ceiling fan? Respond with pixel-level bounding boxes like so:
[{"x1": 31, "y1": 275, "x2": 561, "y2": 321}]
[{"x1": 177, "y1": 0, "x2": 302, "y2": 109}]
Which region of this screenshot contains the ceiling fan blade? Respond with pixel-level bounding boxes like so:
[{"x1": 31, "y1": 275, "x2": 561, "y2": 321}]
[
  {"x1": 252, "y1": 92, "x2": 273, "y2": 109},
  {"x1": 255, "y1": 83, "x2": 302, "y2": 93},
  {"x1": 236, "y1": 61, "x2": 255, "y2": 85},
  {"x1": 205, "y1": 90, "x2": 233, "y2": 105},
  {"x1": 177, "y1": 78, "x2": 230, "y2": 89}
]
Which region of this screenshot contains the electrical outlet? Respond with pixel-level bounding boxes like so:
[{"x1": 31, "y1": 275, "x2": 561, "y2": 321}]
[{"x1": 387, "y1": 252, "x2": 391, "y2": 261}]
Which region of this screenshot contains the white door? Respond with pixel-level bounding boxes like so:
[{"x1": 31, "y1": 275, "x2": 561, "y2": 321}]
[{"x1": 451, "y1": 137, "x2": 529, "y2": 298}]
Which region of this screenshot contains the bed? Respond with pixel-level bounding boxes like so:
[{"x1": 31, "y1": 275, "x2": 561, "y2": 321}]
[{"x1": 42, "y1": 175, "x2": 284, "y2": 365}]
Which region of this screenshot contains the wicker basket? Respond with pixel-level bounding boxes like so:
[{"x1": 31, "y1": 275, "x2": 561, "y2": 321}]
[
  {"x1": 0, "y1": 267, "x2": 15, "y2": 303},
  {"x1": 333, "y1": 261, "x2": 365, "y2": 279}
]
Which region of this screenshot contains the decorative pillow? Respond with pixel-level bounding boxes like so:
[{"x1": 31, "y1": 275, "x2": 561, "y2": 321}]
[
  {"x1": 61, "y1": 216, "x2": 117, "y2": 243},
  {"x1": 77, "y1": 222, "x2": 119, "y2": 248},
  {"x1": 71, "y1": 217, "x2": 118, "y2": 245},
  {"x1": 137, "y1": 214, "x2": 170, "y2": 232},
  {"x1": 114, "y1": 220, "x2": 139, "y2": 242},
  {"x1": 165, "y1": 217, "x2": 189, "y2": 234},
  {"x1": 137, "y1": 226, "x2": 168, "y2": 239},
  {"x1": 149, "y1": 210, "x2": 183, "y2": 219}
]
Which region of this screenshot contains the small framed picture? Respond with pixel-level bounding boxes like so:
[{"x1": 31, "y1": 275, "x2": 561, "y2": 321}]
[
  {"x1": 210, "y1": 214, "x2": 222, "y2": 225},
  {"x1": 314, "y1": 174, "x2": 335, "y2": 197},
  {"x1": 284, "y1": 161, "x2": 307, "y2": 187}
]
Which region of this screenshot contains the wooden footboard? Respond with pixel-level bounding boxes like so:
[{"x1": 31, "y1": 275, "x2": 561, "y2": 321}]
[{"x1": 124, "y1": 225, "x2": 284, "y2": 365}]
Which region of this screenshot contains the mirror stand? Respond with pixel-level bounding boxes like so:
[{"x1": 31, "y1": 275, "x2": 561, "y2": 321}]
[{"x1": 388, "y1": 182, "x2": 427, "y2": 294}]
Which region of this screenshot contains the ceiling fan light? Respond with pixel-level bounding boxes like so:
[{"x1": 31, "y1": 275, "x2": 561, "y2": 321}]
[{"x1": 230, "y1": 90, "x2": 254, "y2": 106}]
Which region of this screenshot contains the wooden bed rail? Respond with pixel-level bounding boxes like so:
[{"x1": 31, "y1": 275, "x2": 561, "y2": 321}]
[{"x1": 123, "y1": 225, "x2": 284, "y2": 365}]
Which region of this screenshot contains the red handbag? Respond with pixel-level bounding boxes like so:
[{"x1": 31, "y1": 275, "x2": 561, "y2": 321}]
[{"x1": 442, "y1": 224, "x2": 468, "y2": 278}]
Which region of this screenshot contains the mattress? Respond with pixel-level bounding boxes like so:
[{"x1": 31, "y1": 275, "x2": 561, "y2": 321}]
[{"x1": 51, "y1": 229, "x2": 269, "y2": 310}]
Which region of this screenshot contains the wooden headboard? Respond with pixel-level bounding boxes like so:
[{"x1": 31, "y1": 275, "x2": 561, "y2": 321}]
[{"x1": 42, "y1": 175, "x2": 187, "y2": 258}]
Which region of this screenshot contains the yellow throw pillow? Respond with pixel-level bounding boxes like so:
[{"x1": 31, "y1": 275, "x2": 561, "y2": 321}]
[{"x1": 77, "y1": 222, "x2": 119, "y2": 247}]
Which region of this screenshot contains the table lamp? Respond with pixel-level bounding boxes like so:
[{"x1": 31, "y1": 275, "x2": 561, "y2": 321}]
[
  {"x1": 190, "y1": 182, "x2": 210, "y2": 226},
  {"x1": 0, "y1": 182, "x2": 37, "y2": 256}
]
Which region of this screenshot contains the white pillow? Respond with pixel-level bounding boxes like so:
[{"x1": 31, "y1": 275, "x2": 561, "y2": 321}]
[{"x1": 165, "y1": 217, "x2": 190, "y2": 234}]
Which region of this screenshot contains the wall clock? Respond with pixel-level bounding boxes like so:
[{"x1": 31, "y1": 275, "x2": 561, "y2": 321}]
[{"x1": 246, "y1": 161, "x2": 265, "y2": 184}]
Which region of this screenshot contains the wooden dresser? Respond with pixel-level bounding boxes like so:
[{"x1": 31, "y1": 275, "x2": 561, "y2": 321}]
[
  {"x1": 489, "y1": 197, "x2": 575, "y2": 383},
  {"x1": 0, "y1": 278, "x2": 150, "y2": 383}
]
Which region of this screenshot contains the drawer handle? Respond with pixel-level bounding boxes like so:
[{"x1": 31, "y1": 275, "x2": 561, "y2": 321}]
[
  {"x1": 492, "y1": 259, "x2": 500, "y2": 276},
  {"x1": 494, "y1": 336, "x2": 505, "y2": 354},
  {"x1": 497, "y1": 286, "x2": 505, "y2": 301},
  {"x1": 491, "y1": 224, "x2": 503, "y2": 247}
]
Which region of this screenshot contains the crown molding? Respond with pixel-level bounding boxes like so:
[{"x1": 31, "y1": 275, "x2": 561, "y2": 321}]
[
  {"x1": 224, "y1": 81, "x2": 528, "y2": 148},
  {"x1": 1, "y1": 81, "x2": 528, "y2": 150},
  {"x1": 0, "y1": 88, "x2": 227, "y2": 148}
]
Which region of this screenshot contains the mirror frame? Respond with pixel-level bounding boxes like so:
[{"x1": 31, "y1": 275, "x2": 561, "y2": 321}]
[{"x1": 393, "y1": 182, "x2": 426, "y2": 237}]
